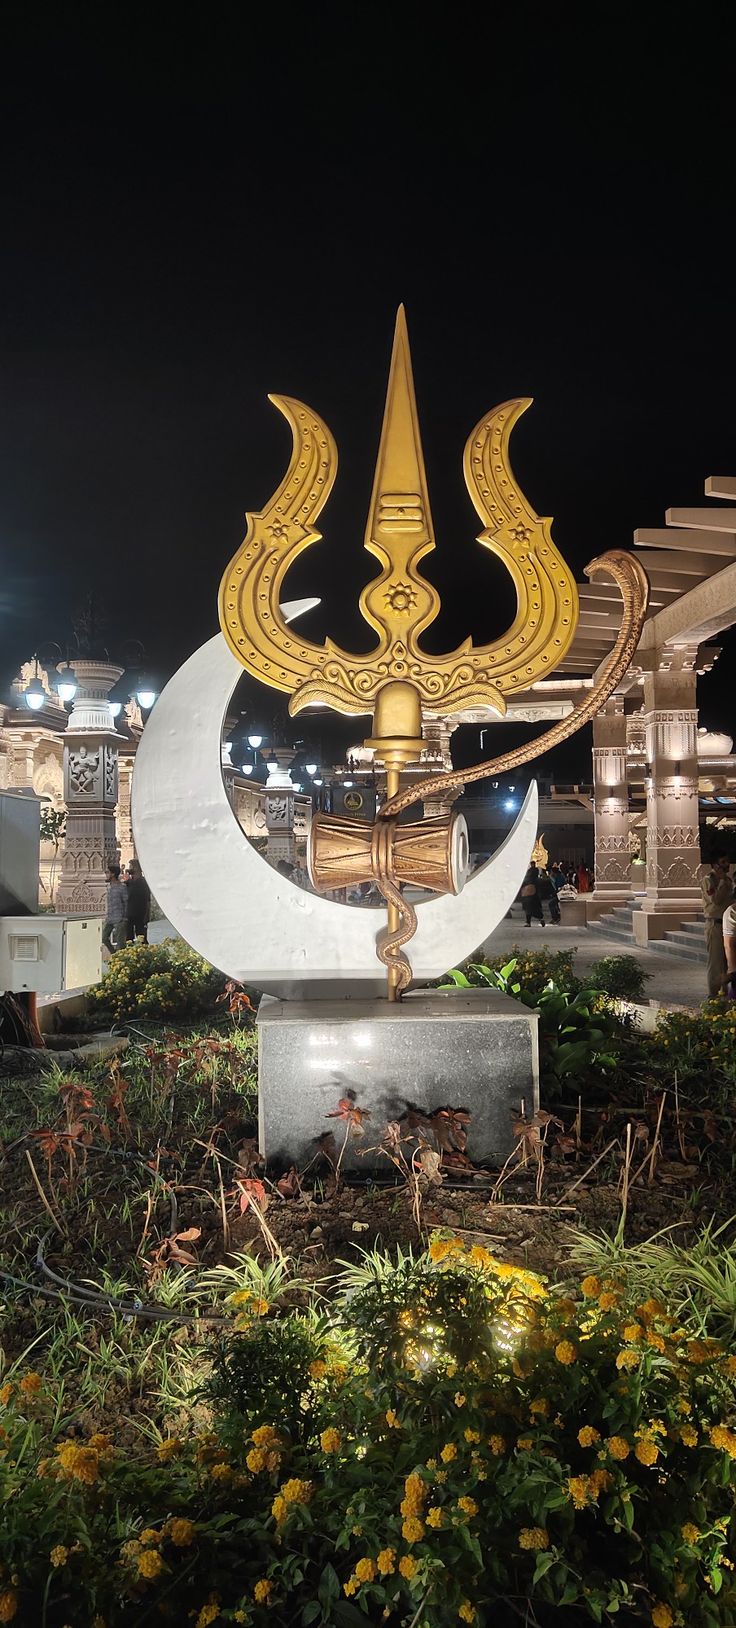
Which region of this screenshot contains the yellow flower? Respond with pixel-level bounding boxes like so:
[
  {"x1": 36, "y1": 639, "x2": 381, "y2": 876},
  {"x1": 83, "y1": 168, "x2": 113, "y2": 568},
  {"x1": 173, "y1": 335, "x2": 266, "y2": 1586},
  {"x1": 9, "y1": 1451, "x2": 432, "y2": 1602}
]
[
  {"x1": 606, "y1": 1435, "x2": 630, "y2": 1461},
  {"x1": 404, "y1": 1472, "x2": 425, "y2": 1503},
  {"x1": 402, "y1": 1516, "x2": 425, "y2": 1543},
  {"x1": 354, "y1": 1558, "x2": 376, "y2": 1583},
  {"x1": 137, "y1": 1549, "x2": 165, "y2": 1580},
  {"x1": 529, "y1": 1398, "x2": 549, "y2": 1418},
  {"x1": 578, "y1": 1426, "x2": 600, "y2": 1448},
  {"x1": 246, "y1": 1447, "x2": 267, "y2": 1473},
  {"x1": 399, "y1": 1554, "x2": 418, "y2": 1578},
  {"x1": 464, "y1": 1427, "x2": 481, "y2": 1442},
  {"x1": 459, "y1": 1604, "x2": 476, "y2": 1623},
  {"x1": 169, "y1": 1518, "x2": 196, "y2": 1547},
  {"x1": 590, "y1": 1468, "x2": 613, "y2": 1495},
  {"x1": 140, "y1": 1528, "x2": 161, "y2": 1546},
  {"x1": 457, "y1": 1496, "x2": 478, "y2": 1517},
  {"x1": 157, "y1": 1436, "x2": 183, "y2": 1461},
  {"x1": 377, "y1": 1548, "x2": 396, "y2": 1575},
  {"x1": 581, "y1": 1275, "x2": 601, "y2": 1297},
  {"x1": 646, "y1": 1331, "x2": 666, "y2": 1353},
  {"x1": 517, "y1": 1435, "x2": 533, "y2": 1451},
  {"x1": 251, "y1": 1425, "x2": 280, "y2": 1448},
  {"x1": 271, "y1": 1495, "x2": 287, "y2": 1525},
  {"x1": 723, "y1": 1355, "x2": 736, "y2": 1377},
  {"x1": 638, "y1": 1298, "x2": 665, "y2": 1322},
  {"x1": 320, "y1": 1427, "x2": 341, "y2": 1454},
  {"x1": 0, "y1": 1591, "x2": 18, "y2": 1622},
  {"x1": 519, "y1": 1527, "x2": 549, "y2": 1551},
  {"x1": 651, "y1": 1606, "x2": 673, "y2": 1628},
  {"x1": 679, "y1": 1424, "x2": 697, "y2": 1447},
  {"x1": 281, "y1": 1477, "x2": 312, "y2": 1504},
  {"x1": 309, "y1": 1360, "x2": 327, "y2": 1380},
  {"x1": 454, "y1": 1393, "x2": 466, "y2": 1408},
  {"x1": 385, "y1": 1409, "x2": 400, "y2": 1429},
  {"x1": 343, "y1": 1576, "x2": 358, "y2": 1597},
  {"x1": 709, "y1": 1424, "x2": 736, "y2": 1458},
  {"x1": 616, "y1": 1349, "x2": 639, "y2": 1371},
  {"x1": 50, "y1": 1546, "x2": 69, "y2": 1567},
  {"x1": 210, "y1": 1462, "x2": 234, "y2": 1482},
  {"x1": 598, "y1": 1292, "x2": 619, "y2": 1312},
  {"x1": 568, "y1": 1475, "x2": 592, "y2": 1509},
  {"x1": 635, "y1": 1438, "x2": 659, "y2": 1467},
  {"x1": 19, "y1": 1372, "x2": 42, "y2": 1397},
  {"x1": 681, "y1": 1522, "x2": 699, "y2": 1544},
  {"x1": 622, "y1": 1323, "x2": 644, "y2": 1343},
  {"x1": 554, "y1": 1340, "x2": 577, "y2": 1365},
  {"x1": 428, "y1": 1238, "x2": 455, "y2": 1262},
  {"x1": 254, "y1": 1578, "x2": 273, "y2": 1604},
  {"x1": 196, "y1": 1605, "x2": 220, "y2": 1628},
  {"x1": 0, "y1": 1385, "x2": 13, "y2": 1407},
  {"x1": 440, "y1": 1443, "x2": 458, "y2": 1462},
  {"x1": 488, "y1": 1434, "x2": 505, "y2": 1455},
  {"x1": 426, "y1": 1506, "x2": 444, "y2": 1528}
]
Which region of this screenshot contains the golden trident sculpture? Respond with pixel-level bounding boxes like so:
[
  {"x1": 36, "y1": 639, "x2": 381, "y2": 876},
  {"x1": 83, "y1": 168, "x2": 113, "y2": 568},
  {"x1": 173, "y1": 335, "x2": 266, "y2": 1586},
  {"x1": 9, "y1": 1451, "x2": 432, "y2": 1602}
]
[{"x1": 219, "y1": 309, "x2": 649, "y2": 998}]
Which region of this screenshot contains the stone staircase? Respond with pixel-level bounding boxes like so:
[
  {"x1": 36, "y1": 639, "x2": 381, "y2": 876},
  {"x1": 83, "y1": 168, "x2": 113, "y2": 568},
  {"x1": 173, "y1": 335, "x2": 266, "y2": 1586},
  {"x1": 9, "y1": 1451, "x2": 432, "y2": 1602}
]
[{"x1": 587, "y1": 901, "x2": 707, "y2": 964}]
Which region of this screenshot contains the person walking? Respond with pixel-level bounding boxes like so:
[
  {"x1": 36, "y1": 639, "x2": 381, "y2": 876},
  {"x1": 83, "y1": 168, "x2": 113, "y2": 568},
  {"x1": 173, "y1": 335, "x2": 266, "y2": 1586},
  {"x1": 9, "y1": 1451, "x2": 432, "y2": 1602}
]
[
  {"x1": 538, "y1": 866, "x2": 560, "y2": 922},
  {"x1": 577, "y1": 861, "x2": 591, "y2": 893},
  {"x1": 702, "y1": 852, "x2": 734, "y2": 998},
  {"x1": 520, "y1": 863, "x2": 545, "y2": 927},
  {"x1": 101, "y1": 862, "x2": 127, "y2": 954},
  {"x1": 125, "y1": 858, "x2": 151, "y2": 944}
]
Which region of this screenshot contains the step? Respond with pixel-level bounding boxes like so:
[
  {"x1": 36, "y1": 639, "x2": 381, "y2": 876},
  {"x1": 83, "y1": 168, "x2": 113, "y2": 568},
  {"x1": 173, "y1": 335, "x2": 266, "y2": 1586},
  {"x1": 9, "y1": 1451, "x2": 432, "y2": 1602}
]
[
  {"x1": 587, "y1": 922, "x2": 635, "y2": 944},
  {"x1": 655, "y1": 939, "x2": 707, "y2": 964},
  {"x1": 664, "y1": 929, "x2": 707, "y2": 951},
  {"x1": 678, "y1": 921, "x2": 706, "y2": 939}
]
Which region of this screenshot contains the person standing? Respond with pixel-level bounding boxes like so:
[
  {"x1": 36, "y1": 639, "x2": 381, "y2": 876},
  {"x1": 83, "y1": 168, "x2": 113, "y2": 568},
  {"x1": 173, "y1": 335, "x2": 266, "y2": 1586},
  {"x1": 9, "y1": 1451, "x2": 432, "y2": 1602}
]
[
  {"x1": 538, "y1": 866, "x2": 560, "y2": 923},
  {"x1": 723, "y1": 897, "x2": 736, "y2": 999},
  {"x1": 701, "y1": 852, "x2": 733, "y2": 998},
  {"x1": 125, "y1": 858, "x2": 151, "y2": 944},
  {"x1": 101, "y1": 863, "x2": 127, "y2": 953},
  {"x1": 520, "y1": 863, "x2": 545, "y2": 927}
]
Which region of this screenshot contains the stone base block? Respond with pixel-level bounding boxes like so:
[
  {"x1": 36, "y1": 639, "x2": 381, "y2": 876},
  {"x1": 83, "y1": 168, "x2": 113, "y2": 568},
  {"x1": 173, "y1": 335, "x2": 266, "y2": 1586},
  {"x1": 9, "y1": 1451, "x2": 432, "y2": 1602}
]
[
  {"x1": 632, "y1": 909, "x2": 702, "y2": 946},
  {"x1": 257, "y1": 989, "x2": 539, "y2": 1171}
]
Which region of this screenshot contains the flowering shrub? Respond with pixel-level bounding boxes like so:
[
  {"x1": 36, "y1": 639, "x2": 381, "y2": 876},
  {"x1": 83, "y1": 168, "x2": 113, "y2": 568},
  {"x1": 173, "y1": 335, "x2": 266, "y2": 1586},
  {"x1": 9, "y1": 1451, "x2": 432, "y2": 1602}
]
[
  {"x1": 87, "y1": 939, "x2": 224, "y2": 1021},
  {"x1": 647, "y1": 1004, "x2": 736, "y2": 1099},
  {"x1": 1, "y1": 1239, "x2": 735, "y2": 1624}
]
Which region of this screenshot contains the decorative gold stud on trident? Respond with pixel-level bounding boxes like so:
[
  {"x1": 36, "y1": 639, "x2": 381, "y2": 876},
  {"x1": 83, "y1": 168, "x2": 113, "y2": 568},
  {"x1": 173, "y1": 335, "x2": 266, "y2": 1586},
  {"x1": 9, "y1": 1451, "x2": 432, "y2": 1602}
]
[{"x1": 219, "y1": 308, "x2": 649, "y2": 998}]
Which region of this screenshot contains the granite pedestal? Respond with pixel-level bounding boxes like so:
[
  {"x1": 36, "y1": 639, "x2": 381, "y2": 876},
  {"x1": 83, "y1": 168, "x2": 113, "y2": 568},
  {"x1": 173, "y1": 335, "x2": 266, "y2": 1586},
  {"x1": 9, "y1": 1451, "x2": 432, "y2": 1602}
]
[{"x1": 257, "y1": 989, "x2": 539, "y2": 1171}]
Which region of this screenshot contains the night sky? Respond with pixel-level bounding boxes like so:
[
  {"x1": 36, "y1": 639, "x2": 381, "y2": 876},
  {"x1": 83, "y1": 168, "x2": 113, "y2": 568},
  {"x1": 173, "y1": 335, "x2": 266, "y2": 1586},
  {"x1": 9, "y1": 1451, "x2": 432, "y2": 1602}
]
[{"x1": 1, "y1": 12, "x2": 735, "y2": 777}]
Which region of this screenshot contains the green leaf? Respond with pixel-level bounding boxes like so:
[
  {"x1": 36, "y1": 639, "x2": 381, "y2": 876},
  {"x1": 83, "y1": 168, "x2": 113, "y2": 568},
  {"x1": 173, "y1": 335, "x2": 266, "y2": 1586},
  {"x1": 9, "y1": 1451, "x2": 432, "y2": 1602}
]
[
  {"x1": 533, "y1": 1551, "x2": 556, "y2": 1583},
  {"x1": 318, "y1": 1562, "x2": 341, "y2": 1608},
  {"x1": 302, "y1": 1604, "x2": 321, "y2": 1626},
  {"x1": 711, "y1": 1567, "x2": 723, "y2": 1594},
  {"x1": 500, "y1": 958, "x2": 518, "y2": 979},
  {"x1": 439, "y1": 969, "x2": 473, "y2": 987}
]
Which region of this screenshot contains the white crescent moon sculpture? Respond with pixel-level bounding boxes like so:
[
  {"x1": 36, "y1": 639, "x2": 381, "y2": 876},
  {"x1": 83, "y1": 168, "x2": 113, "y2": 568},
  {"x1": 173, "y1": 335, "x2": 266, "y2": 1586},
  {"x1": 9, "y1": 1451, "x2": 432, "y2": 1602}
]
[{"x1": 132, "y1": 634, "x2": 538, "y2": 998}]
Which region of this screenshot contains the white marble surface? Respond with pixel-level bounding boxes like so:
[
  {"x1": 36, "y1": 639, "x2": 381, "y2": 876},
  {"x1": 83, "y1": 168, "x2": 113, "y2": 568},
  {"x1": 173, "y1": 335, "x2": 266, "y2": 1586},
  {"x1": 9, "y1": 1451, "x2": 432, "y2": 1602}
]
[{"x1": 132, "y1": 634, "x2": 538, "y2": 996}]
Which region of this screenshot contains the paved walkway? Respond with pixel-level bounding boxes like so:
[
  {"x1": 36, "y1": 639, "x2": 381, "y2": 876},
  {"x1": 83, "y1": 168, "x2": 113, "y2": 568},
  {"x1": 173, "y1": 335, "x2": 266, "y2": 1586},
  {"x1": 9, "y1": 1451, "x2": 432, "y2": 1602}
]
[{"x1": 479, "y1": 907, "x2": 706, "y2": 1010}]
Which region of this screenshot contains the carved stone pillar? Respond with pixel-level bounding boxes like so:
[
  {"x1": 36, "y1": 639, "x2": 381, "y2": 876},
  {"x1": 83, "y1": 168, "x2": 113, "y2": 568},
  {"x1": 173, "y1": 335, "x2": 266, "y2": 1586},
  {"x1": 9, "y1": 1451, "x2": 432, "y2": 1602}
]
[
  {"x1": 633, "y1": 650, "x2": 701, "y2": 940},
  {"x1": 56, "y1": 662, "x2": 124, "y2": 915},
  {"x1": 421, "y1": 717, "x2": 462, "y2": 817},
  {"x1": 590, "y1": 698, "x2": 630, "y2": 904},
  {"x1": 116, "y1": 755, "x2": 135, "y2": 871},
  {"x1": 265, "y1": 749, "x2": 296, "y2": 866}
]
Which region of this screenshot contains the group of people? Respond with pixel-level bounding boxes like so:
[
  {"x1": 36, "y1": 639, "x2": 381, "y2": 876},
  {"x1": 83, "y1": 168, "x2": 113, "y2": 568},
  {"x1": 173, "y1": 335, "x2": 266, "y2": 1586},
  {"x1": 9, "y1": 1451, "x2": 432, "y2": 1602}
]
[
  {"x1": 519, "y1": 860, "x2": 592, "y2": 926},
  {"x1": 102, "y1": 860, "x2": 151, "y2": 953},
  {"x1": 702, "y1": 850, "x2": 736, "y2": 998}
]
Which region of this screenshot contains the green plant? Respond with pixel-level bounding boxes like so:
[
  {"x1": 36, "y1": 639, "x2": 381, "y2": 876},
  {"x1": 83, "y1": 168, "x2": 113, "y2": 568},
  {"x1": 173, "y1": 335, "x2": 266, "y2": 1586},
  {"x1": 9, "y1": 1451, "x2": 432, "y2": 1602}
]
[
  {"x1": 443, "y1": 945, "x2": 579, "y2": 997},
  {"x1": 587, "y1": 955, "x2": 650, "y2": 1004},
  {"x1": 87, "y1": 939, "x2": 225, "y2": 1022}
]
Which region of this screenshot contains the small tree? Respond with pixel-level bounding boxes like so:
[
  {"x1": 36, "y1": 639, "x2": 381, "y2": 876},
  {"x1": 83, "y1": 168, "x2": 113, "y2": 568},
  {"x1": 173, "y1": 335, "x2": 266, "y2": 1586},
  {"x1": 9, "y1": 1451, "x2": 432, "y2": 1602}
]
[{"x1": 39, "y1": 807, "x2": 66, "y2": 906}]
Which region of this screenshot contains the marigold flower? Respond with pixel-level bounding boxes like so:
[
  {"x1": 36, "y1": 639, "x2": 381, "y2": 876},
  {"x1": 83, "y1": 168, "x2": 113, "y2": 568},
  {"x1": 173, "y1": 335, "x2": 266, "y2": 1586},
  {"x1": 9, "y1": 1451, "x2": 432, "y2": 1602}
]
[
  {"x1": 581, "y1": 1275, "x2": 601, "y2": 1297},
  {"x1": 399, "y1": 1554, "x2": 418, "y2": 1578},
  {"x1": 464, "y1": 1427, "x2": 481, "y2": 1442},
  {"x1": 488, "y1": 1434, "x2": 505, "y2": 1455},
  {"x1": 554, "y1": 1340, "x2": 577, "y2": 1365},
  {"x1": 0, "y1": 1591, "x2": 18, "y2": 1623},
  {"x1": 578, "y1": 1426, "x2": 600, "y2": 1448},
  {"x1": 246, "y1": 1447, "x2": 267, "y2": 1473},
  {"x1": 622, "y1": 1323, "x2": 644, "y2": 1343},
  {"x1": 646, "y1": 1331, "x2": 666, "y2": 1354},
  {"x1": 606, "y1": 1435, "x2": 630, "y2": 1461},
  {"x1": 651, "y1": 1606, "x2": 673, "y2": 1628},
  {"x1": 440, "y1": 1443, "x2": 458, "y2": 1462},
  {"x1": 426, "y1": 1506, "x2": 444, "y2": 1528},
  {"x1": 459, "y1": 1604, "x2": 476, "y2": 1623},
  {"x1": 616, "y1": 1349, "x2": 639, "y2": 1371},
  {"x1": 428, "y1": 1238, "x2": 454, "y2": 1261},
  {"x1": 457, "y1": 1496, "x2": 478, "y2": 1517},
  {"x1": 710, "y1": 1424, "x2": 736, "y2": 1458},
  {"x1": 354, "y1": 1558, "x2": 376, "y2": 1583},
  {"x1": 519, "y1": 1527, "x2": 549, "y2": 1551},
  {"x1": 140, "y1": 1528, "x2": 161, "y2": 1546},
  {"x1": 568, "y1": 1475, "x2": 592, "y2": 1509},
  {"x1": 598, "y1": 1292, "x2": 619, "y2": 1312},
  {"x1": 377, "y1": 1548, "x2": 396, "y2": 1575},
  {"x1": 19, "y1": 1372, "x2": 42, "y2": 1397},
  {"x1": 196, "y1": 1604, "x2": 220, "y2": 1628},
  {"x1": 137, "y1": 1549, "x2": 165, "y2": 1580},
  {"x1": 320, "y1": 1427, "x2": 341, "y2": 1454},
  {"x1": 402, "y1": 1516, "x2": 425, "y2": 1543},
  {"x1": 281, "y1": 1477, "x2": 312, "y2": 1504},
  {"x1": 210, "y1": 1462, "x2": 234, "y2": 1482},
  {"x1": 254, "y1": 1579, "x2": 273, "y2": 1603},
  {"x1": 679, "y1": 1424, "x2": 697, "y2": 1447},
  {"x1": 50, "y1": 1546, "x2": 69, "y2": 1567},
  {"x1": 681, "y1": 1522, "x2": 699, "y2": 1544},
  {"x1": 169, "y1": 1518, "x2": 196, "y2": 1547}
]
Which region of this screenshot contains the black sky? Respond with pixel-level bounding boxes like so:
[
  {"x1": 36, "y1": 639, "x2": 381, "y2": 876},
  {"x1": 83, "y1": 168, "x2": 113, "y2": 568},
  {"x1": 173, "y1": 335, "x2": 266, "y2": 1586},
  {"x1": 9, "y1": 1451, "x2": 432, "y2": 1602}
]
[{"x1": 1, "y1": 9, "x2": 735, "y2": 775}]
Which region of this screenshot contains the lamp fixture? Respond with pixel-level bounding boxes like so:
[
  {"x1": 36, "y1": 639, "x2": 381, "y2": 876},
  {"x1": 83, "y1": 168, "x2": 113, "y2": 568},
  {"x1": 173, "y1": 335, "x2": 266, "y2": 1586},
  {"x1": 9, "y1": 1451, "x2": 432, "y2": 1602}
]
[
  {"x1": 247, "y1": 733, "x2": 263, "y2": 749},
  {"x1": 108, "y1": 701, "x2": 122, "y2": 719},
  {"x1": 136, "y1": 678, "x2": 157, "y2": 710},
  {"x1": 56, "y1": 664, "x2": 78, "y2": 704}
]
